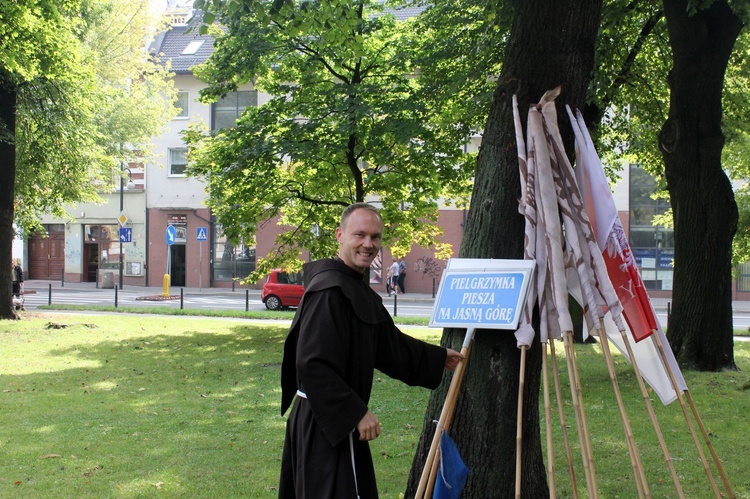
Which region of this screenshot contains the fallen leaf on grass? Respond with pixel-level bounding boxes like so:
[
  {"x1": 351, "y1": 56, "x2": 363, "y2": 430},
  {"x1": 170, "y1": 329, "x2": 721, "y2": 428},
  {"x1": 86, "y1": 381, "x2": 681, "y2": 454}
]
[
  {"x1": 40, "y1": 454, "x2": 62, "y2": 459},
  {"x1": 83, "y1": 465, "x2": 101, "y2": 477}
]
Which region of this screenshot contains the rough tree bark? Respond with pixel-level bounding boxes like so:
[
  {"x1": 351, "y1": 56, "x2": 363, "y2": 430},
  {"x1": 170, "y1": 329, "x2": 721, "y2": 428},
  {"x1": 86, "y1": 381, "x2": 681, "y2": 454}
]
[
  {"x1": 0, "y1": 75, "x2": 18, "y2": 320},
  {"x1": 405, "y1": 1, "x2": 602, "y2": 496},
  {"x1": 659, "y1": 0, "x2": 740, "y2": 371}
]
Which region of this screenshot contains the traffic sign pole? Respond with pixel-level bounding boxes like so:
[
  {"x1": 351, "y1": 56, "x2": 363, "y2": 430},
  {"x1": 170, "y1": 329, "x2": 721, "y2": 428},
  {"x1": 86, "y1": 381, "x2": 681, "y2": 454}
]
[
  {"x1": 165, "y1": 225, "x2": 176, "y2": 296},
  {"x1": 196, "y1": 227, "x2": 207, "y2": 292}
]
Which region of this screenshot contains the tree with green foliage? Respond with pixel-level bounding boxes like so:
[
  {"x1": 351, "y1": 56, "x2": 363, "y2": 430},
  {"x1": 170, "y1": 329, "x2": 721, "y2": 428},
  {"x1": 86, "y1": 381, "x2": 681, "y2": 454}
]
[
  {"x1": 0, "y1": 0, "x2": 176, "y2": 320},
  {"x1": 417, "y1": 0, "x2": 749, "y2": 373},
  {"x1": 405, "y1": 1, "x2": 602, "y2": 494},
  {"x1": 185, "y1": 0, "x2": 474, "y2": 279},
  {"x1": 0, "y1": 0, "x2": 87, "y2": 319},
  {"x1": 725, "y1": 30, "x2": 750, "y2": 276},
  {"x1": 658, "y1": 0, "x2": 743, "y2": 371}
]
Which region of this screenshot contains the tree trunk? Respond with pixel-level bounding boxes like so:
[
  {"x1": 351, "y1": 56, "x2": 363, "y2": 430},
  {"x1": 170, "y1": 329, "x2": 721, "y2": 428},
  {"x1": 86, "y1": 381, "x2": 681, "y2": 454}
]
[
  {"x1": 658, "y1": 0, "x2": 740, "y2": 371},
  {"x1": 0, "y1": 75, "x2": 18, "y2": 320},
  {"x1": 405, "y1": 1, "x2": 602, "y2": 496}
]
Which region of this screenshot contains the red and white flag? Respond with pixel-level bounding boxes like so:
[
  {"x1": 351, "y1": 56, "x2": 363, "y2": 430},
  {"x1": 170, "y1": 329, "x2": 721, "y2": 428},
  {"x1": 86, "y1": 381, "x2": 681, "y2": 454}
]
[
  {"x1": 568, "y1": 109, "x2": 656, "y2": 342},
  {"x1": 567, "y1": 106, "x2": 688, "y2": 404}
]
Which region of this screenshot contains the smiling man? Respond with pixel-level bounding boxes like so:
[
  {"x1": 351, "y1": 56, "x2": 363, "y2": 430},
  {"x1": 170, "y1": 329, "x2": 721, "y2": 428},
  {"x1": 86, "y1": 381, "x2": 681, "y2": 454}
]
[{"x1": 279, "y1": 203, "x2": 463, "y2": 498}]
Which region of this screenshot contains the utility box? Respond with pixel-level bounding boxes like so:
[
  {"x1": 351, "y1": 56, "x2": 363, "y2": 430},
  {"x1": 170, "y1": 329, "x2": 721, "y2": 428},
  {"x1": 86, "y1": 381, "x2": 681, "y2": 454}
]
[{"x1": 101, "y1": 271, "x2": 115, "y2": 289}]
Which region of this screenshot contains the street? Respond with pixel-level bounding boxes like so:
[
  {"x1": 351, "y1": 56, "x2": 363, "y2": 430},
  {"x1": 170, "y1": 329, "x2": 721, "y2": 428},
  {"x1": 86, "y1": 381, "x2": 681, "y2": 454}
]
[
  {"x1": 17, "y1": 281, "x2": 750, "y2": 330},
  {"x1": 18, "y1": 282, "x2": 439, "y2": 318}
]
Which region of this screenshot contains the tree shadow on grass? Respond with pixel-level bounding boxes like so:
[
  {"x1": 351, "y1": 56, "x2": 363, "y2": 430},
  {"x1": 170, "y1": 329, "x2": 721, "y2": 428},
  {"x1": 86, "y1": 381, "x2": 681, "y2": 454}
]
[{"x1": 0, "y1": 322, "x2": 291, "y2": 496}]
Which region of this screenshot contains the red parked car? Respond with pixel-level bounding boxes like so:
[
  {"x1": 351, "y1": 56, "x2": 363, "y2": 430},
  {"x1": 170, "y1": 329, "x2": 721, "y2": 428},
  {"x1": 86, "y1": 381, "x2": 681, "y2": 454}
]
[{"x1": 261, "y1": 269, "x2": 305, "y2": 310}]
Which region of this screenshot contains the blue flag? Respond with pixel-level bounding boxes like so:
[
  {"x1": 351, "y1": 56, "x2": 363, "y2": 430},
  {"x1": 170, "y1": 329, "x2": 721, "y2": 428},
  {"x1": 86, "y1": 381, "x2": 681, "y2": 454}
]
[{"x1": 433, "y1": 431, "x2": 469, "y2": 499}]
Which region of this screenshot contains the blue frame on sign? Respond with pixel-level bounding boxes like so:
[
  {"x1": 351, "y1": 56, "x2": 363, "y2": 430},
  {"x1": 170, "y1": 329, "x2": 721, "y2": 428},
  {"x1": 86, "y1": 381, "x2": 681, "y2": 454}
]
[{"x1": 429, "y1": 259, "x2": 535, "y2": 330}]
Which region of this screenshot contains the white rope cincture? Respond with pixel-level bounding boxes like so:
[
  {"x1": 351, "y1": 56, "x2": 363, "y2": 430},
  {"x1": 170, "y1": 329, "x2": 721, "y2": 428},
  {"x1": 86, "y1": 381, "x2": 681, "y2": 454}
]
[
  {"x1": 298, "y1": 390, "x2": 360, "y2": 499},
  {"x1": 349, "y1": 432, "x2": 361, "y2": 499}
]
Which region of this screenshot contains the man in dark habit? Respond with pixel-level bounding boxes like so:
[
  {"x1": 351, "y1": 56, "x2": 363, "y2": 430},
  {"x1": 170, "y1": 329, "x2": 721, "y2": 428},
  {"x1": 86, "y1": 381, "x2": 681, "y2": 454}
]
[{"x1": 279, "y1": 203, "x2": 463, "y2": 498}]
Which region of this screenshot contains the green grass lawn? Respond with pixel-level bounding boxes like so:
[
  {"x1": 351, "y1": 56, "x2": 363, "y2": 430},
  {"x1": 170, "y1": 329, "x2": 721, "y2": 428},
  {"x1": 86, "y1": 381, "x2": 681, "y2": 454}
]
[{"x1": 1, "y1": 313, "x2": 748, "y2": 498}]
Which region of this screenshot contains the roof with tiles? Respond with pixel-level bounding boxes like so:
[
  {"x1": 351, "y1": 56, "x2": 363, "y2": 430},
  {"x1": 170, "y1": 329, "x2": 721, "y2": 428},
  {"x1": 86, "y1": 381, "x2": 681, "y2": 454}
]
[
  {"x1": 151, "y1": 11, "x2": 215, "y2": 74},
  {"x1": 386, "y1": 5, "x2": 428, "y2": 21},
  {"x1": 151, "y1": 2, "x2": 427, "y2": 74}
]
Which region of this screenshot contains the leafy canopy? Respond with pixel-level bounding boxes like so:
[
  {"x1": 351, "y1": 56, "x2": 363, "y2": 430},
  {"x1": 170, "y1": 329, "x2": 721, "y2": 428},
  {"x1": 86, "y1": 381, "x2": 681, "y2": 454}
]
[
  {"x1": 186, "y1": 0, "x2": 474, "y2": 279},
  {"x1": 1, "y1": 0, "x2": 177, "y2": 233},
  {"x1": 189, "y1": 0, "x2": 750, "y2": 275}
]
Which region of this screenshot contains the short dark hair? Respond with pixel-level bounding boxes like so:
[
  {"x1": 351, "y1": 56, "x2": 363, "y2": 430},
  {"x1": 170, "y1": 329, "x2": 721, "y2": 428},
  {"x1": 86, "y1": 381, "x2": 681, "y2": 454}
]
[{"x1": 340, "y1": 203, "x2": 382, "y2": 229}]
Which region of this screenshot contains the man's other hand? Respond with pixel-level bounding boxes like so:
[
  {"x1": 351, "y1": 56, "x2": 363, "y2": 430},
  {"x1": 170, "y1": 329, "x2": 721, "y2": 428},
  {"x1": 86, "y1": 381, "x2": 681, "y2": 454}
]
[
  {"x1": 445, "y1": 348, "x2": 465, "y2": 371},
  {"x1": 356, "y1": 410, "x2": 381, "y2": 441}
]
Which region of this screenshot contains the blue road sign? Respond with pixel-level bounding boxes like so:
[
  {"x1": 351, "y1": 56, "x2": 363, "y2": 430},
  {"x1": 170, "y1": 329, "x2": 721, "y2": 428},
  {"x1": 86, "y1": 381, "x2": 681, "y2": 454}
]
[
  {"x1": 119, "y1": 227, "x2": 132, "y2": 243},
  {"x1": 166, "y1": 225, "x2": 176, "y2": 246},
  {"x1": 196, "y1": 227, "x2": 208, "y2": 241}
]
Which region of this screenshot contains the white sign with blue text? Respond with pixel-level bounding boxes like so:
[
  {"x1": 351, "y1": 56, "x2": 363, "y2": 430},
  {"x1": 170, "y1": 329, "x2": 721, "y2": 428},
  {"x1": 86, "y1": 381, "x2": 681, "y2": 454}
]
[{"x1": 429, "y1": 259, "x2": 535, "y2": 330}]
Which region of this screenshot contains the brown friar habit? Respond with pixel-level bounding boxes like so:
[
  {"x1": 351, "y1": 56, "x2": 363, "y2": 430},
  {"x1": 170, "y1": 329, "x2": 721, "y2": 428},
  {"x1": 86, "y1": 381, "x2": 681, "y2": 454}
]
[{"x1": 279, "y1": 258, "x2": 447, "y2": 499}]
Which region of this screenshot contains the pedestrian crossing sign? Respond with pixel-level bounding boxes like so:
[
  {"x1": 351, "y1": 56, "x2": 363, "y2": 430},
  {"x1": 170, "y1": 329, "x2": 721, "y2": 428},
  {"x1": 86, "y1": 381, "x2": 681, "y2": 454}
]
[{"x1": 196, "y1": 227, "x2": 208, "y2": 241}]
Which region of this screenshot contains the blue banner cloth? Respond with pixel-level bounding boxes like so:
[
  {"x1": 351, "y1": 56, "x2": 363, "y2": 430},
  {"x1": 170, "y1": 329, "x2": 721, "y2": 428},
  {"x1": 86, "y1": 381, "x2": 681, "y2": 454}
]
[{"x1": 433, "y1": 431, "x2": 469, "y2": 499}]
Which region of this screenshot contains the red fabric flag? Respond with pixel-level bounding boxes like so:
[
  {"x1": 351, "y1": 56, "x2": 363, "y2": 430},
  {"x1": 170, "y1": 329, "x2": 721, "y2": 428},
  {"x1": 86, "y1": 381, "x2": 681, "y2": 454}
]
[
  {"x1": 569, "y1": 109, "x2": 655, "y2": 342},
  {"x1": 602, "y1": 221, "x2": 658, "y2": 340},
  {"x1": 567, "y1": 106, "x2": 687, "y2": 404}
]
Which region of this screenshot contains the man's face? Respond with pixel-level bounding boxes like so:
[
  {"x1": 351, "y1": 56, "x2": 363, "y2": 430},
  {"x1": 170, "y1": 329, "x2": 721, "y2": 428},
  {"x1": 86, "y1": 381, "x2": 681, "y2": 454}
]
[{"x1": 335, "y1": 208, "x2": 383, "y2": 273}]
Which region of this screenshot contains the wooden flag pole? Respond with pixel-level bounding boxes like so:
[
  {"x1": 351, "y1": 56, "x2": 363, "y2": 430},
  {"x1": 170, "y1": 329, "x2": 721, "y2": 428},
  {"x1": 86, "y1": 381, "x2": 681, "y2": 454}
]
[
  {"x1": 541, "y1": 342, "x2": 557, "y2": 499},
  {"x1": 650, "y1": 335, "x2": 724, "y2": 498},
  {"x1": 549, "y1": 339, "x2": 579, "y2": 499},
  {"x1": 597, "y1": 329, "x2": 649, "y2": 498},
  {"x1": 562, "y1": 331, "x2": 599, "y2": 499},
  {"x1": 616, "y1": 329, "x2": 685, "y2": 498},
  {"x1": 424, "y1": 331, "x2": 474, "y2": 499},
  {"x1": 683, "y1": 390, "x2": 735, "y2": 498},
  {"x1": 515, "y1": 345, "x2": 529, "y2": 499},
  {"x1": 415, "y1": 328, "x2": 475, "y2": 499}
]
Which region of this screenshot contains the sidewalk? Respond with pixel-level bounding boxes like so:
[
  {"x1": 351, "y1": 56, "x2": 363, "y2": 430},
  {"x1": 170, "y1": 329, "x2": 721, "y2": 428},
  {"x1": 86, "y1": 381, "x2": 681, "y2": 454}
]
[
  {"x1": 24, "y1": 279, "x2": 437, "y2": 301},
  {"x1": 24, "y1": 279, "x2": 750, "y2": 312}
]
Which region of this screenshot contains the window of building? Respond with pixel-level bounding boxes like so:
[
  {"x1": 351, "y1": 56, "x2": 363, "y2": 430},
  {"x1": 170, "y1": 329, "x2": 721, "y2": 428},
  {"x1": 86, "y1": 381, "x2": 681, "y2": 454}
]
[
  {"x1": 175, "y1": 90, "x2": 189, "y2": 118},
  {"x1": 629, "y1": 164, "x2": 674, "y2": 291},
  {"x1": 169, "y1": 148, "x2": 188, "y2": 176},
  {"x1": 210, "y1": 223, "x2": 256, "y2": 282},
  {"x1": 182, "y1": 40, "x2": 205, "y2": 55},
  {"x1": 737, "y1": 261, "x2": 750, "y2": 292},
  {"x1": 84, "y1": 224, "x2": 120, "y2": 270},
  {"x1": 211, "y1": 90, "x2": 258, "y2": 131}
]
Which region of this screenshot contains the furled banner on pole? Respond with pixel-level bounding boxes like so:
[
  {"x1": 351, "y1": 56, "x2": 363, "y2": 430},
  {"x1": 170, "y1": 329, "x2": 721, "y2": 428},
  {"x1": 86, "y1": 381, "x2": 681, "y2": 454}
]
[{"x1": 566, "y1": 107, "x2": 688, "y2": 404}]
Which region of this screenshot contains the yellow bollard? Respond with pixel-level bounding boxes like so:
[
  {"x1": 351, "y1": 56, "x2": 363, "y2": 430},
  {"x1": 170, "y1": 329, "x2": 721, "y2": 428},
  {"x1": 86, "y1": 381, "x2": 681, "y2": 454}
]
[{"x1": 162, "y1": 274, "x2": 170, "y2": 297}]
